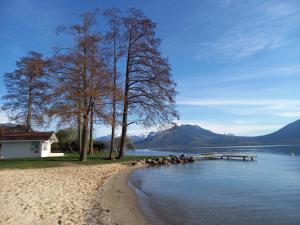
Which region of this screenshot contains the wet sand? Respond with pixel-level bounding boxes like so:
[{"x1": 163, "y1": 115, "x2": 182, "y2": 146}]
[{"x1": 99, "y1": 166, "x2": 151, "y2": 225}]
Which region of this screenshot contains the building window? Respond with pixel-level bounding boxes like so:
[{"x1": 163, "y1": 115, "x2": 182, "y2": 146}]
[{"x1": 31, "y1": 142, "x2": 40, "y2": 153}]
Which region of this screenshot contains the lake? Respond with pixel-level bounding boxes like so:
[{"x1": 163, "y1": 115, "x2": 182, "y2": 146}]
[{"x1": 128, "y1": 146, "x2": 300, "y2": 225}]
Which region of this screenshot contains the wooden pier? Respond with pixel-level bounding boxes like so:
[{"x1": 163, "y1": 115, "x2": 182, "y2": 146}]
[{"x1": 195, "y1": 152, "x2": 257, "y2": 161}]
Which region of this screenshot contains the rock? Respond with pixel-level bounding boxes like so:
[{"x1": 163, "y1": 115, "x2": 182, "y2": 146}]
[
  {"x1": 146, "y1": 159, "x2": 157, "y2": 166},
  {"x1": 180, "y1": 154, "x2": 186, "y2": 159},
  {"x1": 145, "y1": 155, "x2": 194, "y2": 167},
  {"x1": 152, "y1": 160, "x2": 159, "y2": 166},
  {"x1": 162, "y1": 157, "x2": 170, "y2": 164},
  {"x1": 181, "y1": 158, "x2": 188, "y2": 163},
  {"x1": 138, "y1": 159, "x2": 146, "y2": 164},
  {"x1": 188, "y1": 157, "x2": 195, "y2": 162},
  {"x1": 170, "y1": 156, "x2": 178, "y2": 164},
  {"x1": 162, "y1": 160, "x2": 169, "y2": 165}
]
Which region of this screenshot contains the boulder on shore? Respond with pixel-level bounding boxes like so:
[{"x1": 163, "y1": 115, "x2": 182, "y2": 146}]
[{"x1": 140, "y1": 155, "x2": 195, "y2": 167}]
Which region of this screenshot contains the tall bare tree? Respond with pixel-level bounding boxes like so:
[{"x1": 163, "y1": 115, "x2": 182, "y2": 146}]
[
  {"x1": 104, "y1": 7, "x2": 124, "y2": 160},
  {"x1": 47, "y1": 46, "x2": 84, "y2": 153},
  {"x1": 88, "y1": 57, "x2": 112, "y2": 155},
  {"x1": 49, "y1": 11, "x2": 108, "y2": 161},
  {"x1": 2, "y1": 51, "x2": 49, "y2": 131},
  {"x1": 118, "y1": 9, "x2": 178, "y2": 158}
]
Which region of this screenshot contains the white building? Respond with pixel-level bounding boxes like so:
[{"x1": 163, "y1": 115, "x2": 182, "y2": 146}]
[{"x1": 0, "y1": 132, "x2": 64, "y2": 159}]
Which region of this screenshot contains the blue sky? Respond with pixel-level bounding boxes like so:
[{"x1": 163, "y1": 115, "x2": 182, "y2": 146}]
[{"x1": 0, "y1": 0, "x2": 300, "y2": 137}]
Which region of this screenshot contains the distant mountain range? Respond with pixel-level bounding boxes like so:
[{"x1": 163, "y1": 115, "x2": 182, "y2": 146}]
[
  {"x1": 134, "y1": 119, "x2": 300, "y2": 148},
  {"x1": 96, "y1": 134, "x2": 147, "y2": 143}
]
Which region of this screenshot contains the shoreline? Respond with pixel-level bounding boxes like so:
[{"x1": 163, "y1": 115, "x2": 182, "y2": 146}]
[
  {"x1": 0, "y1": 162, "x2": 153, "y2": 225},
  {"x1": 99, "y1": 166, "x2": 152, "y2": 225}
]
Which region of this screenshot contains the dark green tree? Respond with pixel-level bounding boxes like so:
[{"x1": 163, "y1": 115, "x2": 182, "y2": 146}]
[{"x1": 55, "y1": 127, "x2": 77, "y2": 151}]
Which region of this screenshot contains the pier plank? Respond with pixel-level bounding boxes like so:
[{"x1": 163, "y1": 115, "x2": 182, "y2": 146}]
[{"x1": 195, "y1": 152, "x2": 257, "y2": 161}]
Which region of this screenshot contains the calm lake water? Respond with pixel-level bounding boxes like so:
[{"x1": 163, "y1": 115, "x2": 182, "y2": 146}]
[{"x1": 128, "y1": 146, "x2": 300, "y2": 225}]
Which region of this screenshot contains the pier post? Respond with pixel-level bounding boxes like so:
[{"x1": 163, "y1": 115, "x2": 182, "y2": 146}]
[{"x1": 243, "y1": 157, "x2": 246, "y2": 161}]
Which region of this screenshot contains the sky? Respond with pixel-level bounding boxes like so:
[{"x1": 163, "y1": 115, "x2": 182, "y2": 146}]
[{"x1": 0, "y1": 0, "x2": 300, "y2": 137}]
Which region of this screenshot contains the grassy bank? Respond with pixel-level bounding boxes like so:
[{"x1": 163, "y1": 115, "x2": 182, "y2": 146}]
[{"x1": 0, "y1": 152, "x2": 158, "y2": 170}]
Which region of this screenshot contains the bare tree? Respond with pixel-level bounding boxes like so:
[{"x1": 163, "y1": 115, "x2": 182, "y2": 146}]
[
  {"x1": 2, "y1": 51, "x2": 49, "y2": 131},
  {"x1": 88, "y1": 57, "x2": 112, "y2": 155},
  {"x1": 118, "y1": 9, "x2": 178, "y2": 158},
  {"x1": 48, "y1": 49, "x2": 84, "y2": 149},
  {"x1": 104, "y1": 7, "x2": 124, "y2": 160},
  {"x1": 88, "y1": 97, "x2": 95, "y2": 154},
  {"x1": 48, "y1": 11, "x2": 109, "y2": 161}
]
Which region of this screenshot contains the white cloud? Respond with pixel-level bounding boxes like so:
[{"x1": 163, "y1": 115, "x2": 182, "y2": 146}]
[
  {"x1": 224, "y1": 65, "x2": 300, "y2": 82},
  {"x1": 177, "y1": 98, "x2": 300, "y2": 107},
  {"x1": 177, "y1": 98, "x2": 300, "y2": 120},
  {"x1": 195, "y1": 0, "x2": 300, "y2": 60},
  {"x1": 0, "y1": 110, "x2": 8, "y2": 123},
  {"x1": 180, "y1": 65, "x2": 300, "y2": 89},
  {"x1": 264, "y1": 2, "x2": 298, "y2": 16},
  {"x1": 210, "y1": 31, "x2": 282, "y2": 58},
  {"x1": 276, "y1": 112, "x2": 300, "y2": 118}
]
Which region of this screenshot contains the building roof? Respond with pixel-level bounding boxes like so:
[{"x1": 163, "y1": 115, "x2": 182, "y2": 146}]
[
  {"x1": 0, "y1": 132, "x2": 57, "y2": 141},
  {"x1": 0, "y1": 123, "x2": 33, "y2": 133}
]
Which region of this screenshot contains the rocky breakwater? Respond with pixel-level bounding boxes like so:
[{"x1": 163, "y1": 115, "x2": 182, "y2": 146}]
[{"x1": 133, "y1": 154, "x2": 195, "y2": 167}]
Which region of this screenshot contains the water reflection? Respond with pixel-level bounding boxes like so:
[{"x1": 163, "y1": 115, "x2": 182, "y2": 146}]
[{"x1": 129, "y1": 146, "x2": 300, "y2": 225}]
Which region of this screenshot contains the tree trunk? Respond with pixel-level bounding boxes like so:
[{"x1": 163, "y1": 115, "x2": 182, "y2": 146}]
[
  {"x1": 119, "y1": 54, "x2": 130, "y2": 159},
  {"x1": 89, "y1": 105, "x2": 94, "y2": 155},
  {"x1": 109, "y1": 125, "x2": 115, "y2": 159},
  {"x1": 68, "y1": 143, "x2": 74, "y2": 153},
  {"x1": 77, "y1": 114, "x2": 82, "y2": 154},
  {"x1": 119, "y1": 107, "x2": 127, "y2": 159},
  {"x1": 109, "y1": 32, "x2": 118, "y2": 160},
  {"x1": 26, "y1": 75, "x2": 33, "y2": 132},
  {"x1": 80, "y1": 113, "x2": 89, "y2": 161},
  {"x1": 80, "y1": 36, "x2": 88, "y2": 162}
]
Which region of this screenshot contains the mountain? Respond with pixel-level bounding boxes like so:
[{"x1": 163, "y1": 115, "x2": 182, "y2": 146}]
[
  {"x1": 256, "y1": 119, "x2": 300, "y2": 145},
  {"x1": 96, "y1": 135, "x2": 111, "y2": 142},
  {"x1": 136, "y1": 124, "x2": 256, "y2": 148},
  {"x1": 135, "y1": 120, "x2": 300, "y2": 148},
  {"x1": 96, "y1": 134, "x2": 146, "y2": 143}
]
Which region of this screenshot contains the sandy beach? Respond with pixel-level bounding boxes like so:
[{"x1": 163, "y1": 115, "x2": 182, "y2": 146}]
[{"x1": 0, "y1": 163, "x2": 149, "y2": 225}]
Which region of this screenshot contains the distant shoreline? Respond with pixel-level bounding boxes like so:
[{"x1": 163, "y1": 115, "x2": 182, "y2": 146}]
[{"x1": 134, "y1": 144, "x2": 299, "y2": 150}]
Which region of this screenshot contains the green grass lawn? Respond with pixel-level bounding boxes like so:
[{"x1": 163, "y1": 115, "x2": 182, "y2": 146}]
[{"x1": 0, "y1": 152, "x2": 158, "y2": 170}]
